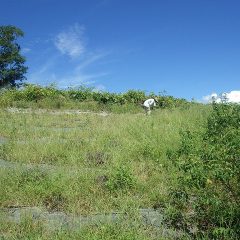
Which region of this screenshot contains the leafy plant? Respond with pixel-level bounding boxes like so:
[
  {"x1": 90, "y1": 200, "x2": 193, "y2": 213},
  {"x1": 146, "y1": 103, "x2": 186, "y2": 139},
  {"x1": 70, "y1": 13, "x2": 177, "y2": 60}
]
[
  {"x1": 106, "y1": 165, "x2": 136, "y2": 192},
  {"x1": 0, "y1": 84, "x2": 189, "y2": 111},
  {"x1": 167, "y1": 103, "x2": 240, "y2": 238}
]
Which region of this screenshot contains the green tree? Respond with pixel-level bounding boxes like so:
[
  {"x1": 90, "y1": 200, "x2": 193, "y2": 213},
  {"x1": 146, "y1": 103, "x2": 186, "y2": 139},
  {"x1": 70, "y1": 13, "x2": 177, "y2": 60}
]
[{"x1": 0, "y1": 25, "x2": 27, "y2": 88}]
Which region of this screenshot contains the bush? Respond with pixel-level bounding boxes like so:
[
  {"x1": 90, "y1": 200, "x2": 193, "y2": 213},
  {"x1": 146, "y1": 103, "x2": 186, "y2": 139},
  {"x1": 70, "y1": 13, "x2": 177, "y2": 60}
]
[
  {"x1": 0, "y1": 84, "x2": 190, "y2": 111},
  {"x1": 167, "y1": 103, "x2": 240, "y2": 238},
  {"x1": 106, "y1": 166, "x2": 136, "y2": 192},
  {"x1": 67, "y1": 86, "x2": 93, "y2": 101},
  {"x1": 123, "y1": 90, "x2": 146, "y2": 104},
  {"x1": 22, "y1": 84, "x2": 46, "y2": 101}
]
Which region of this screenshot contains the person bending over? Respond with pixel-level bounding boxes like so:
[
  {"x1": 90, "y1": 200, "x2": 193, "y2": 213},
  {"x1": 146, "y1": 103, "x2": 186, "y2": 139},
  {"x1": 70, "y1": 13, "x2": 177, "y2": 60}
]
[{"x1": 143, "y1": 98, "x2": 158, "y2": 115}]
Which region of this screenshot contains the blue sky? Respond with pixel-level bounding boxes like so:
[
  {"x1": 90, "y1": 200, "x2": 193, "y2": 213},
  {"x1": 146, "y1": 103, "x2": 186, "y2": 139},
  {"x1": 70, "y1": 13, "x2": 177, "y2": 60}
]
[{"x1": 1, "y1": 0, "x2": 240, "y2": 101}]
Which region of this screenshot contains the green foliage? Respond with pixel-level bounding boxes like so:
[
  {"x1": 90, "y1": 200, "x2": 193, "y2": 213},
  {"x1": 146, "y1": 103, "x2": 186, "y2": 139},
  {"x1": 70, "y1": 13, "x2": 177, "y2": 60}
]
[
  {"x1": 23, "y1": 84, "x2": 63, "y2": 101},
  {"x1": 67, "y1": 86, "x2": 93, "y2": 101},
  {"x1": 158, "y1": 95, "x2": 189, "y2": 109},
  {"x1": 167, "y1": 103, "x2": 240, "y2": 238},
  {"x1": 123, "y1": 90, "x2": 146, "y2": 104},
  {"x1": 106, "y1": 166, "x2": 136, "y2": 192},
  {"x1": 0, "y1": 84, "x2": 190, "y2": 112},
  {"x1": 0, "y1": 220, "x2": 154, "y2": 240},
  {"x1": 0, "y1": 103, "x2": 207, "y2": 238},
  {"x1": 95, "y1": 91, "x2": 120, "y2": 104},
  {"x1": 0, "y1": 25, "x2": 27, "y2": 87}
]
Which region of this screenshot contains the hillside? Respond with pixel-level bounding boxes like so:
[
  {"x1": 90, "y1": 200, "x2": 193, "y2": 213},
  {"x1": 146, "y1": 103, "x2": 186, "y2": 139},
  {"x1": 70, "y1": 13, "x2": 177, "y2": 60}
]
[{"x1": 0, "y1": 88, "x2": 239, "y2": 239}]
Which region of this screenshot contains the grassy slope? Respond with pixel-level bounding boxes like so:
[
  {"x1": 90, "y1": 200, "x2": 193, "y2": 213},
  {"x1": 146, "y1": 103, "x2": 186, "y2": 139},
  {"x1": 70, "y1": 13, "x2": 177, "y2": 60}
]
[{"x1": 0, "y1": 105, "x2": 209, "y2": 239}]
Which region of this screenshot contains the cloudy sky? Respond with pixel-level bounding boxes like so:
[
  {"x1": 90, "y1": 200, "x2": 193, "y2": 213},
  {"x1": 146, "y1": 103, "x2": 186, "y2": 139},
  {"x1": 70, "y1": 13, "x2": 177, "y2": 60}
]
[{"x1": 1, "y1": 0, "x2": 240, "y2": 101}]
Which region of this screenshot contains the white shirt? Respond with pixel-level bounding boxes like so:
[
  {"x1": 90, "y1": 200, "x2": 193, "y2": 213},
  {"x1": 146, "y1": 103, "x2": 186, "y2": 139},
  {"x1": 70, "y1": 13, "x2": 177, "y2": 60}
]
[{"x1": 143, "y1": 99, "x2": 156, "y2": 108}]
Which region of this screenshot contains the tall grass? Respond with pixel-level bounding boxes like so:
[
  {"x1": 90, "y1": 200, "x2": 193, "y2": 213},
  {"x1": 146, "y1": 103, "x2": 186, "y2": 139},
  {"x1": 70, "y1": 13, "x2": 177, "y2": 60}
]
[
  {"x1": 0, "y1": 106, "x2": 208, "y2": 212},
  {"x1": 0, "y1": 104, "x2": 209, "y2": 238}
]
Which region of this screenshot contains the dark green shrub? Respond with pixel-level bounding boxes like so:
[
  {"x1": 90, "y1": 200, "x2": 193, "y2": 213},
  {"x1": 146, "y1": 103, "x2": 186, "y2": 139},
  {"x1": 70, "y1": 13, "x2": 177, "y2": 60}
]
[
  {"x1": 67, "y1": 86, "x2": 93, "y2": 101},
  {"x1": 97, "y1": 92, "x2": 118, "y2": 104},
  {"x1": 123, "y1": 90, "x2": 146, "y2": 104},
  {"x1": 23, "y1": 84, "x2": 45, "y2": 101}
]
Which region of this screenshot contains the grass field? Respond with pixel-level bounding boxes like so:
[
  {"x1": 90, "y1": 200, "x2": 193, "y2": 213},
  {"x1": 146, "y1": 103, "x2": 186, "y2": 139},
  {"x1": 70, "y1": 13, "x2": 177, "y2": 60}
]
[{"x1": 0, "y1": 105, "x2": 210, "y2": 239}]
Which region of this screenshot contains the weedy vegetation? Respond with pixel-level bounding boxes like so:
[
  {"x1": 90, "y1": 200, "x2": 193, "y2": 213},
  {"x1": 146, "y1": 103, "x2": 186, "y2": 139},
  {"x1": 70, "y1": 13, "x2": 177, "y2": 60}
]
[
  {"x1": 0, "y1": 84, "x2": 189, "y2": 112},
  {"x1": 166, "y1": 103, "x2": 240, "y2": 239},
  {"x1": 0, "y1": 85, "x2": 239, "y2": 239}
]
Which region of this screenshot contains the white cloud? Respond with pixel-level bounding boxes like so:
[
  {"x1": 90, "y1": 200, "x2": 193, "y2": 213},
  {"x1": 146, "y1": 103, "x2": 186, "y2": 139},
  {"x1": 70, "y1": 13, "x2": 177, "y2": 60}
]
[
  {"x1": 54, "y1": 24, "x2": 85, "y2": 58},
  {"x1": 76, "y1": 51, "x2": 110, "y2": 71},
  {"x1": 203, "y1": 91, "x2": 240, "y2": 103},
  {"x1": 28, "y1": 23, "x2": 110, "y2": 89},
  {"x1": 28, "y1": 52, "x2": 109, "y2": 89},
  {"x1": 202, "y1": 93, "x2": 219, "y2": 103},
  {"x1": 21, "y1": 47, "x2": 31, "y2": 54},
  {"x1": 225, "y1": 91, "x2": 240, "y2": 103},
  {"x1": 56, "y1": 72, "x2": 109, "y2": 89}
]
